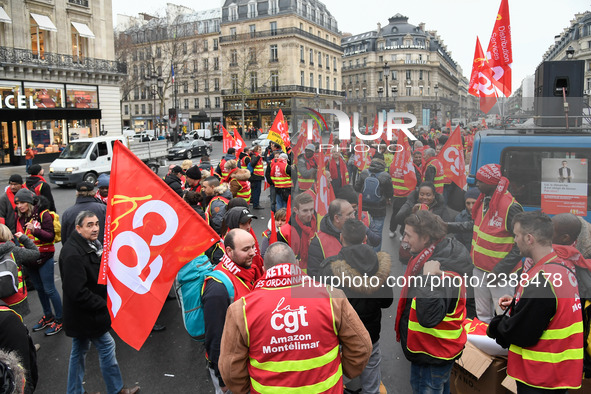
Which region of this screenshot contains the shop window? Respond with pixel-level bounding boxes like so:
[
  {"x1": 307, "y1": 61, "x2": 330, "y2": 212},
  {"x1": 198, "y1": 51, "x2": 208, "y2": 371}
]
[
  {"x1": 24, "y1": 83, "x2": 64, "y2": 108},
  {"x1": 25, "y1": 119, "x2": 62, "y2": 154},
  {"x1": 66, "y1": 85, "x2": 98, "y2": 108}
]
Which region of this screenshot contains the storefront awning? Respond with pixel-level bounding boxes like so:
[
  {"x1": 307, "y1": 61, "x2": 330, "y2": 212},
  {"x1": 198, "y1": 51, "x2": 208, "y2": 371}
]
[
  {"x1": 71, "y1": 22, "x2": 95, "y2": 39},
  {"x1": 0, "y1": 7, "x2": 11, "y2": 24},
  {"x1": 30, "y1": 13, "x2": 57, "y2": 32}
]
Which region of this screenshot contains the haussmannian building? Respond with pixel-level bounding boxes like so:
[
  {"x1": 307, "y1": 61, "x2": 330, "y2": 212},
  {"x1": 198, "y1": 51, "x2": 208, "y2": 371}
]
[
  {"x1": 219, "y1": 0, "x2": 344, "y2": 132},
  {"x1": 0, "y1": 0, "x2": 125, "y2": 165},
  {"x1": 341, "y1": 14, "x2": 473, "y2": 130}
]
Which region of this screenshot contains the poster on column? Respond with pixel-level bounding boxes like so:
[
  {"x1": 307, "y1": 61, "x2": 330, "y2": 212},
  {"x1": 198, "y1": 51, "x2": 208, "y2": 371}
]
[{"x1": 540, "y1": 158, "x2": 588, "y2": 216}]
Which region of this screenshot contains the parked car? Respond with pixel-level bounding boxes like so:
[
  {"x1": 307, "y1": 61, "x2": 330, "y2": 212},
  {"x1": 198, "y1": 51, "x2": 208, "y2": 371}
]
[
  {"x1": 167, "y1": 139, "x2": 212, "y2": 160},
  {"x1": 252, "y1": 133, "x2": 269, "y2": 146}
]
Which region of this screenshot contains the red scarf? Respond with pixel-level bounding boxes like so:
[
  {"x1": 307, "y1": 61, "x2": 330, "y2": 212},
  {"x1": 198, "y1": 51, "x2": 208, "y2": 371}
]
[
  {"x1": 471, "y1": 177, "x2": 510, "y2": 219},
  {"x1": 6, "y1": 188, "x2": 16, "y2": 209},
  {"x1": 94, "y1": 190, "x2": 107, "y2": 204},
  {"x1": 255, "y1": 263, "x2": 305, "y2": 289},
  {"x1": 395, "y1": 240, "x2": 440, "y2": 342},
  {"x1": 222, "y1": 168, "x2": 238, "y2": 184},
  {"x1": 218, "y1": 254, "x2": 261, "y2": 297},
  {"x1": 328, "y1": 157, "x2": 348, "y2": 188},
  {"x1": 554, "y1": 244, "x2": 591, "y2": 271},
  {"x1": 293, "y1": 214, "x2": 317, "y2": 263}
]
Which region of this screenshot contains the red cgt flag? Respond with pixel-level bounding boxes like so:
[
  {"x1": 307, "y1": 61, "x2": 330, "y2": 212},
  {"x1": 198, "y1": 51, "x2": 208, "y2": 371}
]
[
  {"x1": 389, "y1": 129, "x2": 417, "y2": 197},
  {"x1": 233, "y1": 130, "x2": 247, "y2": 157},
  {"x1": 222, "y1": 126, "x2": 235, "y2": 153},
  {"x1": 486, "y1": 0, "x2": 512, "y2": 97},
  {"x1": 315, "y1": 150, "x2": 335, "y2": 219},
  {"x1": 267, "y1": 109, "x2": 290, "y2": 152},
  {"x1": 436, "y1": 126, "x2": 466, "y2": 189},
  {"x1": 468, "y1": 37, "x2": 498, "y2": 114},
  {"x1": 99, "y1": 141, "x2": 219, "y2": 350}
]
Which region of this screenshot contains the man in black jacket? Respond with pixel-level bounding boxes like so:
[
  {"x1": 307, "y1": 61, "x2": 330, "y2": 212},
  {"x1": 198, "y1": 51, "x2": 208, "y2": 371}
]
[
  {"x1": 164, "y1": 165, "x2": 184, "y2": 198},
  {"x1": 59, "y1": 211, "x2": 140, "y2": 394},
  {"x1": 25, "y1": 164, "x2": 56, "y2": 212},
  {"x1": 60, "y1": 182, "x2": 106, "y2": 246},
  {"x1": 320, "y1": 219, "x2": 393, "y2": 393}
]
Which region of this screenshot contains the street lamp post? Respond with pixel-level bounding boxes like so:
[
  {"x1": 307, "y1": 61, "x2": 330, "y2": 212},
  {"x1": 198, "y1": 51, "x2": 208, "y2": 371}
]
[
  {"x1": 434, "y1": 83, "x2": 439, "y2": 127},
  {"x1": 383, "y1": 62, "x2": 390, "y2": 100},
  {"x1": 147, "y1": 74, "x2": 164, "y2": 138}
]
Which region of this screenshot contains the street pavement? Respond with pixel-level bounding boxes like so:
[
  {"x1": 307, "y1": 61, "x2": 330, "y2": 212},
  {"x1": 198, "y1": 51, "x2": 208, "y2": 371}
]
[{"x1": 19, "y1": 137, "x2": 412, "y2": 393}]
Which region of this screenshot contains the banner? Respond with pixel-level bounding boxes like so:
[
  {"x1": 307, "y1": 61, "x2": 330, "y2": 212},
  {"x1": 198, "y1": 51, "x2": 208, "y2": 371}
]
[
  {"x1": 486, "y1": 0, "x2": 512, "y2": 97},
  {"x1": 436, "y1": 126, "x2": 467, "y2": 189},
  {"x1": 222, "y1": 126, "x2": 235, "y2": 153},
  {"x1": 100, "y1": 141, "x2": 219, "y2": 350},
  {"x1": 468, "y1": 37, "x2": 498, "y2": 114},
  {"x1": 233, "y1": 130, "x2": 246, "y2": 157},
  {"x1": 390, "y1": 129, "x2": 417, "y2": 196}
]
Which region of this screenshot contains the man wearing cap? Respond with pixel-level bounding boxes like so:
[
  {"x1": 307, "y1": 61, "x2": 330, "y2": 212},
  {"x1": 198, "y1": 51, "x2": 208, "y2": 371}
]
[
  {"x1": 25, "y1": 164, "x2": 56, "y2": 212},
  {"x1": 447, "y1": 164, "x2": 523, "y2": 323},
  {"x1": 184, "y1": 166, "x2": 202, "y2": 194},
  {"x1": 164, "y1": 166, "x2": 184, "y2": 198},
  {"x1": 0, "y1": 174, "x2": 23, "y2": 232},
  {"x1": 297, "y1": 144, "x2": 318, "y2": 192},
  {"x1": 60, "y1": 182, "x2": 107, "y2": 246},
  {"x1": 95, "y1": 174, "x2": 110, "y2": 204}
]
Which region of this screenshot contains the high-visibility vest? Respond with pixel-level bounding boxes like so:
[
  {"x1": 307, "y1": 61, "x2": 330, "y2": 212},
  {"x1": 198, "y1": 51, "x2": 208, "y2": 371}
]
[
  {"x1": 242, "y1": 284, "x2": 343, "y2": 393},
  {"x1": 19, "y1": 209, "x2": 55, "y2": 253},
  {"x1": 508, "y1": 255, "x2": 583, "y2": 389},
  {"x1": 1, "y1": 261, "x2": 27, "y2": 308},
  {"x1": 206, "y1": 255, "x2": 257, "y2": 300},
  {"x1": 422, "y1": 158, "x2": 445, "y2": 193},
  {"x1": 406, "y1": 271, "x2": 467, "y2": 360},
  {"x1": 235, "y1": 179, "x2": 252, "y2": 204},
  {"x1": 471, "y1": 192, "x2": 518, "y2": 272},
  {"x1": 391, "y1": 171, "x2": 413, "y2": 197},
  {"x1": 25, "y1": 179, "x2": 43, "y2": 196},
  {"x1": 270, "y1": 159, "x2": 292, "y2": 189},
  {"x1": 219, "y1": 158, "x2": 232, "y2": 179},
  {"x1": 298, "y1": 156, "x2": 317, "y2": 190},
  {"x1": 252, "y1": 155, "x2": 265, "y2": 177},
  {"x1": 314, "y1": 231, "x2": 342, "y2": 262}
]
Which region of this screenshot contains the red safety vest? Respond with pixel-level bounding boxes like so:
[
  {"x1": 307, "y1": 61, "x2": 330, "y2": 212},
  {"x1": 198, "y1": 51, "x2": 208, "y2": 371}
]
[
  {"x1": 25, "y1": 179, "x2": 43, "y2": 196},
  {"x1": 298, "y1": 155, "x2": 317, "y2": 191},
  {"x1": 270, "y1": 159, "x2": 292, "y2": 189},
  {"x1": 18, "y1": 209, "x2": 55, "y2": 253},
  {"x1": 508, "y1": 253, "x2": 583, "y2": 389},
  {"x1": 252, "y1": 155, "x2": 265, "y2": 177},
  {"x1": 328, "y1": 157, "x2": 349, "y2": 188},
  {"x1": 471, "y1": 192, "x2": 517, "y2": 272},
  {"x1": 315, "y1": 231, "x2": 342, "y2": 262},
  {"x1": 209, "y1": 254, "x2": 258, "y2": 300},
  {"x1": 422, "y1": 157, "x2": 445, "y2": 193},
  {"x1": 406, "y1": 271, "x2": 467, "y2": 360},
  {"x1": 243, "y1": 265, "x2": 343, "y2": 393},
  {"x1": 235, "y1": 179, "x2": 251, "y2": 204}
]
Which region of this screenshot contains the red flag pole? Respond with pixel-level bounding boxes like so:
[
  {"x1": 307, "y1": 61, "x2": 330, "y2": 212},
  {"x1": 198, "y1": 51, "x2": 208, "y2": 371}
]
[
  {"x1": 358, "y1": 193, "x2": 363, "y2": 220},
  {"x1": 286, "y1": 195, "x2": 291, "y2": 220},
  {"x1": 270, "y1": 211, "x2": 278, "y2": 244}
]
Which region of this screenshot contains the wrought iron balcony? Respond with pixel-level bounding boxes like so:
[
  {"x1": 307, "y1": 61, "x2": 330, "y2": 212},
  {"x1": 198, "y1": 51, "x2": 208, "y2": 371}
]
[
  {"x1": 221, "y1": 84, "x2": 345, "y2": 97},
  {"x1": 68, "y1": 0, "x2": 89, "y2": 6},
  {"x1": 220, "y1": 28, "x2": 342, "y2": 52},
  {"x1": 0, "y1": 47, "x2": 127, "y2": 74}
]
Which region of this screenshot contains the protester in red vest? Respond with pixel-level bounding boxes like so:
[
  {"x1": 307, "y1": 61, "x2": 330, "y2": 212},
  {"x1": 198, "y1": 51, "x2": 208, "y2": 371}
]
[
  {"x1": 249, "y1": 145, "x2": 265, "y2": 210},
  {"x1": 296, "y1": 144, "x2": 318, "y2": 192},
  {"x1": 446, "y1": 164, "x2": 523, "y2": 323},
  {"x1": 395, "y1": 211, "x2": 469, "y2": 393},
  {"x1": 421, "y1": 149, "x2": 445, "y2": 194},
  {"x1": 202, "y1": 229, "x2": 263, "y2": 394},
  {"x1": 328, "y1": 150, "x2": 349, "y2": 197},
  {"x1": 219, "y1": 242, "x2": 372, "y2": 393},
  {"x1": 269, "y1": 153, "x2": 291, "y2": 210},
  {"x1": 290, "y1": 191, "x2": 317, "y2": 269},
  {"x1": 307, "y1": 199, "x2": 355, "y2": 278},
  {"x1": 25, "y1": 164, "x2": 55, "y2": 212},
  {"x1": 487, "y1": 211, "x2": 584, "y2": 392},
  {"x1": 224, "y1": 160, "x2": 252, "y2": 204},
  {"x1": 184, "y1": 166, "x2": 202, "y2": 194},
  {"x1": 0, "y1": 175, "x2": 23, "y2": 232}
]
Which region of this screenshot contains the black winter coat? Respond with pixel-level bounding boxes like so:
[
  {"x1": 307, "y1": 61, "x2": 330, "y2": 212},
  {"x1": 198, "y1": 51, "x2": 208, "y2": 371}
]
[
  {"x1": 320, "y1": 244, "x2": 393, "y2": 343},
  {"x1": 59, "y1": 231, "x2": 110, "y2": 338},
  {"x1": 164, "y1": 174, "x2": 184, "y2": 198},
  {"x1": 60, "y1": 196, "x2": 107, "y2": 246},
  {"x1": 395, "y1": 190, "x2": 458, "y2": 225}
]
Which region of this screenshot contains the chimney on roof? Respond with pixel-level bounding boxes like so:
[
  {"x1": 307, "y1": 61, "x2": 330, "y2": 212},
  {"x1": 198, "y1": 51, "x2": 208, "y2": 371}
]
[
  {"x1": 418, "y1": 22, "x2": 425, "y2": 31},
  {"x1": 377, "y1": 22, "x2": 381, "y2": 34}
]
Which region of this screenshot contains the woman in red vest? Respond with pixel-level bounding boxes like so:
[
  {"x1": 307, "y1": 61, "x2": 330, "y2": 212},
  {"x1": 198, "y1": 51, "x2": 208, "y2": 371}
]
[
  {"x1": 14, "y1": 189, "x2": 63, "y2": 336},
  {"x1": 395, "y1": 210, "x2": 470, "y2": 394},
  {"x1": 224, "y1": 160, "x2": 252, "y2": 204}
]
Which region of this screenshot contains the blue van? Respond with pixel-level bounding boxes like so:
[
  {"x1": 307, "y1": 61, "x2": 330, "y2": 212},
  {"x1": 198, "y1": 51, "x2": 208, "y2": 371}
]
[{"x1": 467, "y1": 129, "x2": 591, "y2": 221}]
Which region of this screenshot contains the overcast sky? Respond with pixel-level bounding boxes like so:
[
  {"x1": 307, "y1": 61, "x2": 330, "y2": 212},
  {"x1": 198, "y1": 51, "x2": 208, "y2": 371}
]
[{"x1": 112, "y1": 0, "x2": 588, "y2": 94}]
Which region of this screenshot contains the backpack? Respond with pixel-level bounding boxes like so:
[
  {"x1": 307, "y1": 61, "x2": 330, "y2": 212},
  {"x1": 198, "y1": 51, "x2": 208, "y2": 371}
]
[
  {"x1": 175, "y1": 254, "x2": 234, "y2": 341},
  {"x1": 42, "y1": 210, "x2": 61, "y2": 244},
  {"x1": 0, "y1": 252, "x2": 18, "y2": 298},
  {"x1": 362, "y1": 173, "x2": 382, "y2": 205}
]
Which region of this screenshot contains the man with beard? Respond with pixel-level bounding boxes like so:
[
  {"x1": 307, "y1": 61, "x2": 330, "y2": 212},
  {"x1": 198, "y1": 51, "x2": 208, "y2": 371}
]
[{"x1": 202, "y1": 229, "x2": 263, "y2": 393}]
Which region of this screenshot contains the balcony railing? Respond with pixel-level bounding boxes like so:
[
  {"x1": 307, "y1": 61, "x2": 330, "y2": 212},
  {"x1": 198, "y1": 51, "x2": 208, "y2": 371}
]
[
  {"x1": 0, "y1": 47, "x2": 127, "y2": 74},
  {"x1": 221, "y1": 84, "x2": 345, "y2": 97},
  {"x1": 68, "y1": 0, "x2": 89, "y2": 6},
  {"x1": 220, "y1": 28, "x2": 342, "y2": 52}
]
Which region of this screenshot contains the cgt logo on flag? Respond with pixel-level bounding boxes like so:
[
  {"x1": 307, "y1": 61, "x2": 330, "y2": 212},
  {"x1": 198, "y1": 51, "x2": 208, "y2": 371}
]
[{"x1": 100, "y1": 141, "x2": 218, "y2": 350}]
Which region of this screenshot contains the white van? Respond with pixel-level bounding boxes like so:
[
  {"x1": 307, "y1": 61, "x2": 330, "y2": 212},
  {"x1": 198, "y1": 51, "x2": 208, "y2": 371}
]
[
  {"x1": 48, "y1": 136, "x2": 168, "y2": 186},
  {"x1": 193, "y1": 129, "x2": 212, "y2": 140}
]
